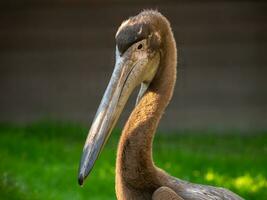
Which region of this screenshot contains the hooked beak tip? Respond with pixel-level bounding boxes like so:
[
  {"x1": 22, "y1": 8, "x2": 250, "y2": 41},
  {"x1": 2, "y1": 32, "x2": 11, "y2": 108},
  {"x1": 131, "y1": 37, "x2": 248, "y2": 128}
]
[{"x1": 78, "y1": 173, "x2": 84, "y2": 186}]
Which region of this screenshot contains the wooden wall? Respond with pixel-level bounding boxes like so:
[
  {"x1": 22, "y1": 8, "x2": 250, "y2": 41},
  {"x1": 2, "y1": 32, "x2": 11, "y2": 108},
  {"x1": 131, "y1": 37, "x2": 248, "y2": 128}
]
[{"x1": 0, "y1": 1, "x2": 266, "y2": 130}]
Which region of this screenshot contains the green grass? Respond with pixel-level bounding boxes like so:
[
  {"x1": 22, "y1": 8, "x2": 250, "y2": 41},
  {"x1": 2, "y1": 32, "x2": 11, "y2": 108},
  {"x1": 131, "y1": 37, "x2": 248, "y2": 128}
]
[{"x1": 0, "y1": 122, "x2": 266, "y2": 200}]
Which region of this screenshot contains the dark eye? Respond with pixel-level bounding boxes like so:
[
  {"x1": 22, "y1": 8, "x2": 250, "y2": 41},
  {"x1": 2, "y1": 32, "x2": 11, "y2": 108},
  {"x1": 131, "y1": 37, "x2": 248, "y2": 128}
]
[{"x1": 137, "y1": 44, "x2": 143, "y2": 50}]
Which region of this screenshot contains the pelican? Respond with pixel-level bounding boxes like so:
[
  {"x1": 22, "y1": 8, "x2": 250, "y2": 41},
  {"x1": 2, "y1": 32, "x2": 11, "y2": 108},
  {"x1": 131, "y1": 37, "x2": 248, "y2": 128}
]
[{"x1": 78, "y1": 10, "x2": 244, "y2": 200}]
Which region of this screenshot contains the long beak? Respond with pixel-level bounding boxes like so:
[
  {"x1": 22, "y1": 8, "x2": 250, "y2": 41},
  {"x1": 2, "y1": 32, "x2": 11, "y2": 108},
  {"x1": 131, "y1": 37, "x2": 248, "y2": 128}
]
[{"x1": 78, "y1": 51, "x2": 145, "y2": 186}]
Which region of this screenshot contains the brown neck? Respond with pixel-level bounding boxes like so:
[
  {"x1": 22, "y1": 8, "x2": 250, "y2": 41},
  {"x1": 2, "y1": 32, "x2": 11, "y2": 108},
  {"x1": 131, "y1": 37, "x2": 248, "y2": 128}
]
[{"x1": 115, "y1": 22, "x2": 177, "y2": 195}]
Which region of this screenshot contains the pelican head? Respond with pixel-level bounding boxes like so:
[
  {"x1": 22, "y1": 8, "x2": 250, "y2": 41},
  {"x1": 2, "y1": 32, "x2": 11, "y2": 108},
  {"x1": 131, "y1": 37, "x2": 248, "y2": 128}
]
[{"x1": 78, "y1": 11, "x2": 164, "y2": 185}]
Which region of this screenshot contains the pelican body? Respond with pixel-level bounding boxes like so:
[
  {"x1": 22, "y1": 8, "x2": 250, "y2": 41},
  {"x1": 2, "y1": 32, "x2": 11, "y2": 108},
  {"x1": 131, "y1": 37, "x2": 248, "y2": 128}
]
[{"x1": 78, "y1": 10, "x2": 244, "y2": 200}]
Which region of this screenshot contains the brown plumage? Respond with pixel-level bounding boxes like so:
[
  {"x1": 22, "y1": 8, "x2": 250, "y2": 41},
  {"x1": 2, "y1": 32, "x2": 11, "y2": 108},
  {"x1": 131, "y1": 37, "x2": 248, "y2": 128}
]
[{"x1": 78, "y1": 10, "x2": 244, "y2": 200}]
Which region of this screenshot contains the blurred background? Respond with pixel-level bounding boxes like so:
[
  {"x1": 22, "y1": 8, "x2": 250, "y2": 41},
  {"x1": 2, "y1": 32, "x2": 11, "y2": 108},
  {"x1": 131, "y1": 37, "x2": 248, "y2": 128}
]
[
  {"x1": 1, "y1": 0, "x2": 266, "y2": 130},
  {"x1": 0, "y1": 1, "x2": 267, "y2": 200}
]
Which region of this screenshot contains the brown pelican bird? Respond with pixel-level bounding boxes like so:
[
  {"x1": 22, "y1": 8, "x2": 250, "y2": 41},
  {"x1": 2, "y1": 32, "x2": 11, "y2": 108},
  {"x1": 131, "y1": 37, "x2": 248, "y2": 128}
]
[{"x1": 78, "y1": 10, "x2": 244, "y2": 200}]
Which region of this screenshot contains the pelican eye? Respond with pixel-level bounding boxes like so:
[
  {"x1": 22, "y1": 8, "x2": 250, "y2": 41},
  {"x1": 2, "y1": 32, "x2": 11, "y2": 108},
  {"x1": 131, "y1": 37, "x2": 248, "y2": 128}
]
[{"x1": 137, "y1": 44, "x2": 143, "y2": 50}]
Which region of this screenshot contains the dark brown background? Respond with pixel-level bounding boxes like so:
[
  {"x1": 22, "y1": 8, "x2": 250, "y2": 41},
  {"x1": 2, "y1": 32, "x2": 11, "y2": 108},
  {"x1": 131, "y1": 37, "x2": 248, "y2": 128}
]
[{"x1": 0, "y1": 0, "x2": 266, "y2": 130}]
